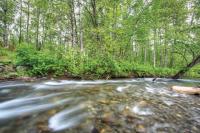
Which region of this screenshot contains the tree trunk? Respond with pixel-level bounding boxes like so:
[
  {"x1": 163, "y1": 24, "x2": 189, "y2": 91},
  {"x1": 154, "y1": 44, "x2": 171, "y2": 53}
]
[
  {"x1": 164, "y1": 28, "x2": 168, "y2": 67},
  {"x1": 153, "y1": 29, "x2": 156, "y2": 67},
  {"x1": 78, "y1": 0, "x2": 83, "y2": 51},
  {"x1": 72, "y1": 0, "x2": 78, "y2": 45},
  {"x1": 2, "y1": 0, "x2": 8, "y2": 47},
  {"x1": 19, "y1": 0, "x2": 23, "y2": 44},
  {"x1": 172, "y1": 55, "x2": 200, "y2": 79},
  {"x1": 26, "y1": 0, "x2": 30, "y2": 43},
  {"x1": 36, "y1": 7, "x2": 40, "y2": 50},
  {"x1": 170, "y1": 39, "x2": 175, "y2": 67},
  {"x1": 3, "y1": 20, "x2": 8, "y2": 47},
  {"x1": 70, "y1": 12, "x2": 74, "y2": 47},
  {"x1": 91, "y1": 0, "x2": 100, "y2": 41},
  {"x1": 159, "y1": 28, "x2": 162, "y2": 67},
  {"x1": 164, "y1": 45, "x2": 168, "y2": 67},
  {"x1": 69, "y1": 0, "x2": 74, "y2": 47},
  {"x1": 144, "y1": 45, "x2": 147, "y2": 64},
  {"x1": 42, "y1": 15, "x2": 46, "y2": 45}
]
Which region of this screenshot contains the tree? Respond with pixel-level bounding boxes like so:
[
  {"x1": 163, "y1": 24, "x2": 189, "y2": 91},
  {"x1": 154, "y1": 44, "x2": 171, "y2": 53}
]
[
  {"x1": 1, "y1": 0, "x2": 200, "y2": 78},
  {"x1": 0, "y1": 0, "x2": 14, "y2": 47}
]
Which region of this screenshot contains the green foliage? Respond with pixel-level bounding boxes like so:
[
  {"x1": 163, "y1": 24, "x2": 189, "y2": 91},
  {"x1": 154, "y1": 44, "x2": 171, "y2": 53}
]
[
  {"x1": 0, "y1": 0, "x2": 199, "y2": 79},
  {"x1": 0, "y1": 46, "x2": 15, "y2": 63},
  {"x1": 82, "y1": 54, "x2": 121, "y2": 78},
  {"x1": 60, "y1": 51, "x2": 121, "y2": 78},
  {"x1": 185, "y1": 65, "x2": 200, "y2": 79},
  {"x1": 0, "y1": 46, "x2": 9, "y2": 56},
  {"x1": 16, "y1": 45, "x2": 66, "y2": 76},
  {"x1": 0, "y1": 43, "x2": 197, "y2": 79}
]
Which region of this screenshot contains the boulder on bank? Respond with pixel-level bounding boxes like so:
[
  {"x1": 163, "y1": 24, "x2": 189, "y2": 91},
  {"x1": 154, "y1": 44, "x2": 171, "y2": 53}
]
[
  {"x1": 0, "y1": 61, "x2": 15, "y2": 73},
  {"x1": 171, "y1": 86, "x2": 200, "y2": 95},
  {"x1": 0, "y1": 66, "x2": 4, "y2": 72}
]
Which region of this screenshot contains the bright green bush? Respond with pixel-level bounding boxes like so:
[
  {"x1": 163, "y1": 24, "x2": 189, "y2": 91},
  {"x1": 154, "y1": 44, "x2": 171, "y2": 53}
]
[
  {"x1": 16, "y1": 45, "x2": 66, "y2": 76},
  {"x1": 81, "y1": 54, "x2": 121, "y2": 78}
]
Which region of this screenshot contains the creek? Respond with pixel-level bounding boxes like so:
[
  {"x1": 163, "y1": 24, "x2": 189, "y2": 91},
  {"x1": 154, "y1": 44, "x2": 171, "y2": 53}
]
[{"x1": 0, "y1": 78, "x2": 199, "y2": 133}]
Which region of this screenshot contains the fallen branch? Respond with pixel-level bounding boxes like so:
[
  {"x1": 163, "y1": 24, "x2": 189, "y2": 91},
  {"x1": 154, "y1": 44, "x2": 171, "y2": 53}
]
[{"x1": 172, "y1": 55, "x2": 200, "y2": 79}]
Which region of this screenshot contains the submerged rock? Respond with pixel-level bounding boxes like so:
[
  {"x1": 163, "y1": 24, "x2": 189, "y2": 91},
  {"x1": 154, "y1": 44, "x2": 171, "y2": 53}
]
[
  {"x1": 91, "y1": 127, "x2": 100, "y2": 133},
  {"x1": 122, "y1": 106, "x2": 132, "y2": 116},
  {"x1": 171, "y1": 86, "x2": 200, "y2": 95},
  {"x1": 136, "y1": 124, "x2": 146, "y2": 133},
  {"x1": 16, "y1": 65, "x2": 28, "y2": 72},
  {"x1": 101, "y1": 112, "x2": 115, "y2": 124},
  {"x1": 99, "y1": 126, "x2": 113, "y2": 133},
  {"x1": 36, "y1": 121, "x2": 50, "y2": 133},
  {"x1": 138, "y1": 101, "x2": 148, "y2": 107},
  {"x1": 0, "y1": 68, "x2": 3, "y2": 73},
  {"x1": 97, "y1": 99, "x2": 110, "y2": 105}
]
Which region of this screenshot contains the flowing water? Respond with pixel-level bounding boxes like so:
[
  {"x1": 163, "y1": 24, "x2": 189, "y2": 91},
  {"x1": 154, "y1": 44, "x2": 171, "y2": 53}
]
[{"x1": 0, "y1": 78, "x2": 199, "y2": 133}]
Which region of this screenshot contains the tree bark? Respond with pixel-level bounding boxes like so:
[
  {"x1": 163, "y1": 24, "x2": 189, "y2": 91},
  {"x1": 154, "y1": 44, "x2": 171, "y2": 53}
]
[
  {"x1": 69, "y1": 10, "x2": 74, "y2": 47},
  {"x1": 72, "y1": 0, "x2": 78, "y2": 45},
  {"x1": 170, "y1": 39, "x2": 175, "y2": 67},
  {"x1": 144, "y1": 45, "x2": 147, "y2": 63},
  {"x1": 91, "y1": 0, "x2": 100, "y2": 41},
  {"x1": 78, "y1": 0, "x2": 83, "y2": 51},
  {"x1": 172, "y1": 55, "x2": 200, "y2": 79},
  {"x1": 69, "y1": 0, "x2": 75, "y2": 47},
  {"x1": 36, "y1": 7, "x2": 40, "y2": 50},
  {"x1": 19, "y1": 0, "x2": 23, "y2": 44},
  {"x1": 153, "y1": 29, "x2": 156, "y2": 67},
  {"x1": 2, "y1": 0, "x2": 8, "y2": 47},
  {"x1": 164, "y1": 28, "x2": 168, "y2": 67},
  {"x1": 26, "y1": 0, "x2": 30, "y2": 43}
]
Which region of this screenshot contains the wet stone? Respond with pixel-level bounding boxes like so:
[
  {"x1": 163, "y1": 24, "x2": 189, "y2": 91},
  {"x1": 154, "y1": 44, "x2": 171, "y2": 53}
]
[
  {"x1": 138, "y1": 101, "x2": 148, "y2": 107},
  {"x1": 136, "y1": 124, "x2": 146, "y2": 133},
  {"x1": 36, "y1": 121, "x2": 50, "y2": 133},
  {"x1": 121, "y1": 106, "x2": 132, "y2": 116},
  {"x1": 0, "y1": 67, "x2": 4, "y2": 72},
  {"x1": 101, "y1": 112, "x2": 115, "y2": 124},
  {"x1": 192, "y1": 126, "x2": 199, "y2": 131},
  {"x1": 47, "y1": 109, "x2": 57, "y2": 116},
  {"x1": 98, "y1": 99, "x2": 110, "y2": 105},
  {"x1": 91, "y1": 127, "x2": 100, "y2": 133},
  {"x1": 176, "y1": 114, "x2": 182, "y2": 118},
  {"x1": 99, "y1": 126, "x2": 113, "y2": 133}
]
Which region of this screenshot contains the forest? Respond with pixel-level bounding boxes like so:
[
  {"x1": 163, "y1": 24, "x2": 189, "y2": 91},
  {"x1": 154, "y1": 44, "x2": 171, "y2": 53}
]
[
  {"x1": 0, "y1": 0, "x2": 200, "y2": 79},
  {"x1": 0, "y1": 1, "x2": 200, "y2": 132}
]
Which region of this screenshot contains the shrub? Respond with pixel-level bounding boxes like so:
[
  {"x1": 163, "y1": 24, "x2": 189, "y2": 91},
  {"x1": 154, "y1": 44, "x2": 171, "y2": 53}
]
[
  {"x1": 82, "y1": 54, "x2": 121, "y2": 78},
  {"x1": 16, "y1": 45, "x2": 66, "y2": 76}
]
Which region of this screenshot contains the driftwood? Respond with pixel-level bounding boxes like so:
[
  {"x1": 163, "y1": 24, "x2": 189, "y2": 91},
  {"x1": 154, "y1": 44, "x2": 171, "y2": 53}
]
[
  {"x1": 172, "y1": 55, "x2": 200, "y2": 79},
  {"x1": 171, "y1": 86, "x2": 200, "y2": 95}
]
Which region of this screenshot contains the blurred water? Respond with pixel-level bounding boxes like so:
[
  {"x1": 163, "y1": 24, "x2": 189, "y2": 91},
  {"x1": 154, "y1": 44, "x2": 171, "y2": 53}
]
[{"x1": 0, "y1": 78, "x2": 199, "y2": 133}]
